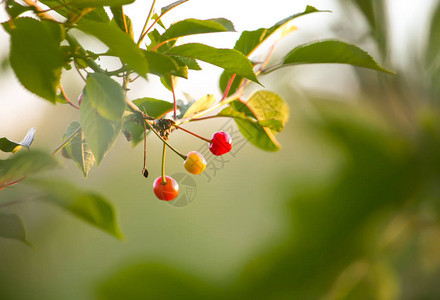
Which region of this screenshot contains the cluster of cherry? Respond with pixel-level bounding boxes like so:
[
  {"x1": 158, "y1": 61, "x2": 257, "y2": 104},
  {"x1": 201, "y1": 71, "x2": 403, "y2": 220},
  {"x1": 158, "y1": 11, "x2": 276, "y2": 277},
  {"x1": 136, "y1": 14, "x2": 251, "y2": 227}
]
[{"x1": 153, "y1": 131, "x2": 232, "y2": 201}]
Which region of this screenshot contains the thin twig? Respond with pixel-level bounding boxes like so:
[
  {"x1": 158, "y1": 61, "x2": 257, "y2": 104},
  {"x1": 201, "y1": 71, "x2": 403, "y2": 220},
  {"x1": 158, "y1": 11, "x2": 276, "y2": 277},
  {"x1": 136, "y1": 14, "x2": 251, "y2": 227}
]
[
  {"x1": 144, "y1": 121, "x2": 186, "y2": 160},
  {"x1": 52, "y1": 127, "x2": 81, "y2": 155},
  {"x1": 173, "y1": 124, "x2": 211, "y2": 143},
  {"x1": 60, "y1": 85, "x2": 79, "y2": 109},
  {"x1": 137, "y1": 0, "x2": 157, "y2": 46},
  {"x1": 170, "y1": 76, "x2": 177, "y2": 120},
  {"x1": 137, "y1": 0, "x2": 189, "y2": 46},
  {"x1": 74, "y1": 62, "x2": 87, "y2": 82}
]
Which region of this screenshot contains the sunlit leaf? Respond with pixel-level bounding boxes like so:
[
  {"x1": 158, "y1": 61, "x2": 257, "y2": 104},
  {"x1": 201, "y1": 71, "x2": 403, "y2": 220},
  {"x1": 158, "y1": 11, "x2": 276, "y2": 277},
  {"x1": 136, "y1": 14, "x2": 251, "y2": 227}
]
[
  {"x1": 161, "y1": 18, "x2": 235, "y2": 41},
  {"x1": 71, "y1": 0, "x2": 135, "y2": 8},
  {"x1": 29, "y1": 179, "x2": 123, "y2": 239},
  {"x1": 235, "y1": 5, "x2": 325, "y2": 57},
  {"x1": 220, "y1": 5, "x2": 327, "y2": 93},
  {"x1": 38, "y1": 1, "x2": 110, "y2": 23},
  {"x1": 246, "y1": 90, "x2": 289, "y2": 133},
  {"x1": 182, "y1": 94, "x2": 215, "y2": 118},
  {"x1": 218, "y1": 106, "x2": 283, "y2": 132},
  {"x1": 169, "y1": 43, "x2": 259, "y2": 83},
  {"x1": 0, "y1": 213, "x2": 31, "y2": 246},
  {"x1": 277, "y1": 40, "x2": 394, "y2": 74},
  {"x1": 161, "y1": 0, "x2": 189, "y2": 15},
  {"x1": 229, "y1": 100, "x2": 280, "y2": 151}
]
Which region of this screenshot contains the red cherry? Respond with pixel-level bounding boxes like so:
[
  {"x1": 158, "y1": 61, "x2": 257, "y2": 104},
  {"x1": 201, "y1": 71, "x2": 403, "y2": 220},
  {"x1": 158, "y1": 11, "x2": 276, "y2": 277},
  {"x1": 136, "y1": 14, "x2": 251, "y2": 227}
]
[
  {"x1": 209, "y1": 131, "x2": 232, "y2": 156},
  {"x1": 153, "y1": 176, "x2": 179, "y2": 201}
]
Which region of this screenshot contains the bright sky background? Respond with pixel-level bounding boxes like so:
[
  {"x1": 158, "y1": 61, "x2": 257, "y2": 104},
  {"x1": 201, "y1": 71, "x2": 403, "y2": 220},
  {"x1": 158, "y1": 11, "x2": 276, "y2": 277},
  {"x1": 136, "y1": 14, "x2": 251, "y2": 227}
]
[{"x1": 0, "y1": 0, "x2": 437, "y2": 139}]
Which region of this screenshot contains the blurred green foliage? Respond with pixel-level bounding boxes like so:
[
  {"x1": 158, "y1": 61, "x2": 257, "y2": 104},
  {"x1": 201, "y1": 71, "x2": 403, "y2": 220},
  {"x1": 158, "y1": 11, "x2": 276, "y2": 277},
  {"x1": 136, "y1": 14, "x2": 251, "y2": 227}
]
[{"x1": 2, "y1": 1, "x2": 440, "y2": 299}]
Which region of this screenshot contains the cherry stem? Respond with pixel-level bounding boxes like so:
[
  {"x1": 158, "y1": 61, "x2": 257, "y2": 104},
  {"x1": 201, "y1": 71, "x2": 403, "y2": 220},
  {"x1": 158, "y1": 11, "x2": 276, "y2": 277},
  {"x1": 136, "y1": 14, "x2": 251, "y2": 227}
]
[
  {"x1": 173, "y1": 124, "x2": 211, "y2": 143},
  {"x1": 171, "y1": 76, "x2": 177, "y2": 121},
  {"x1": 222, "y1": 73, "x2": 237, "y2": 101},
  {"x1": 60, "y1": 85, "x2": 79, "y2": 109},
  {"x1": 143, "y1": 121, "x2": 147, "y2": 172},
  {"x1": 161, "y1": 142, "x2": 166, "y2": 184},
  {"x1": 144, "y1": 120, "x2": 187, "y2": 160}
]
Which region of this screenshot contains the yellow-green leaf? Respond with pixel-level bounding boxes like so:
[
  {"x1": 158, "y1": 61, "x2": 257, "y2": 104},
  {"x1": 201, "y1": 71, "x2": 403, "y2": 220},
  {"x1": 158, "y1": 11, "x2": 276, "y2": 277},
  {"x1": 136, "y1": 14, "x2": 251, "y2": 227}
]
[{"x1": 183, "y1": 94, "x2": 216, "y2": 119}]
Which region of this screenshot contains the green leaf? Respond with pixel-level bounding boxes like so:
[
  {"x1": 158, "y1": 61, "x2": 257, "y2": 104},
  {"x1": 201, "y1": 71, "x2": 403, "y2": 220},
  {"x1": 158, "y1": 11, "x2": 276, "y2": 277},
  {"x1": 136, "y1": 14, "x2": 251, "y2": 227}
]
[
  {"x1": 80, "y1": 92, "x2": 122, "y2": 165},
  {"x1": 0, "y1": 150, "x2": 59, "y2": 184},
  {"x1": 5, "y1": 18, "x2": 64, "y2": 102},
  {"x1": 5, "y1": 0, "x2": 31, "y2": 19},
  {"x1": 61, "y1": 121, "x2": 96, "y2": 177},
  {"x1": 132, "y1": 98, "x2": 174, "y2": 118},
  {"x1": 161, "y1": 18, "x2": 235, "y2": 41},
  {"x1": 220, "y1": 5, "x2": 328, "y2": 93},
  {"x1": 234, "y1": 5, "x2": 326, "y2": 57},
  {"x1": 168, "y1": 43, "x2": 259, "y2": 83},
  {"x1": 77, "y1": 20, "x2": 149, "y2": 76},
  {"x1": 0, "y1": 138, "x2": 19, "y2": 153},
  {"x1": 278, "y1": 40, "x2": 394, "y2": 74},
  {"x1": 29, "y1": 179, "x2": 123, "y2": 239},
  {"x1": 85, "y1": 73, "x2": 126, "y2": 121},
  {"x1": 172, "y1": 56, "x2": 201, "y2": 70},
  {"x1": 85, "y1": 7, "x2": 111, "y2": 23},
  {"x1": 0, "y1": 128, "x2": 34, "y2": 153},
  {"x1": 161, "y1": 0, "x2": 189, "y2": 14},
  {"x1": 110, "y1": 6, "x2": 134, "y2": 38},
  {"x1": 152, "y1": 13, "x2": 166, "y2": 30},
  {"x1": 246, "y1": 90, "x2": 289, "y2": 133},
  {"x1": 218, "y1": 91, "x2": 288, "y2": 134},
  {"x1": 143, "y1": 51, "x2": 185, "y2": 78},
  {"x1": 123, "y1": 97, "x2": 174, "y2": 146},
  {"x1": 182, "y1": 94, "x2": 216, "y2": 118},
  {"x1": 71, "y1": 0, "x2": 135, "y2": 8},
  {"x1": 229, "y1": 101, "x2": 280, "y2": 151},
  {"x1": 218, "y1": 106, "x2": 284, "y2": 132},
  {"x1": 219, "y1": 70, "x2": 243, "y2": 96},
  {"x1": 0, "y1": 213, "x2": 31, "y2": 246}
]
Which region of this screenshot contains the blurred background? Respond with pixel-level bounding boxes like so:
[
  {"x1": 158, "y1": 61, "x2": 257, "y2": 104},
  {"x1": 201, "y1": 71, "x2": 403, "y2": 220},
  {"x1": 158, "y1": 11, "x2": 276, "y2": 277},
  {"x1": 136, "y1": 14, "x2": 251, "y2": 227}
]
[{"x1": 1, "y1": 0, "x2": 440, "y2": 299}]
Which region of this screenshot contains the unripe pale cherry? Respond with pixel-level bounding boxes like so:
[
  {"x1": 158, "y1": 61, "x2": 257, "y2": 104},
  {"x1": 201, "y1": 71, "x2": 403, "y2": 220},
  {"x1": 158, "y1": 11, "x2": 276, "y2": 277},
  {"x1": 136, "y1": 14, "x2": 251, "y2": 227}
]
[
  {"x1": 184, "y1": 151, "x2": 207, "y2": 175},
  {"x1": 78, "y1": 93, "x2": 83, "y2": 106},
  {"x1": 209, "y1": 131, "x2": 232, "y2": 156},
  {"x1": 153, "y1": 176, "x2": 179, "y2": 201}
]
